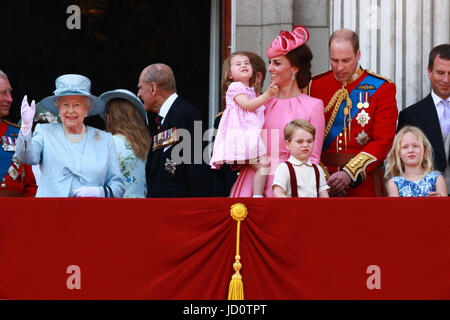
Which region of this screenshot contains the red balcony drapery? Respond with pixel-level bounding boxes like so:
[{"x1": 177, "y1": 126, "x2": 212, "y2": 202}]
[{"x1": 0, "y1": 197, "x2": 449, "y2": 300}]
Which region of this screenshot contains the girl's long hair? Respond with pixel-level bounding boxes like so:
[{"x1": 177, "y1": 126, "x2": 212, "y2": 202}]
[
  {"x1": 105, "y1": 98, "x2": 151, "y2": 160},
  {"x1": 384, "y1": 125, "x2": 434, "y2": 178},
  {"x1": 221, "y1": 52, "x2": 257, "y2": 100}
]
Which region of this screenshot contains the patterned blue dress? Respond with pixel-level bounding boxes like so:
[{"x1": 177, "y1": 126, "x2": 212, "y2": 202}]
[{"x1": 392, "y1": 171, "x2": 441, "y2": 197}]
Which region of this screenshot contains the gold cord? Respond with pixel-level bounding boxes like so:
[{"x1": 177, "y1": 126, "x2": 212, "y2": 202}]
[
  {"x1": 324, "y1": 88, "x2": 349, "y2": 138},
  {"x1": 228, "y1": 203, "x2": 248, "y2": 300}
]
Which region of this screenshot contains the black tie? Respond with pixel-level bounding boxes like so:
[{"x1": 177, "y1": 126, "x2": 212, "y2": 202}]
[{"x1": 155, "y1": 115, "x2": 163, "y2": 132}]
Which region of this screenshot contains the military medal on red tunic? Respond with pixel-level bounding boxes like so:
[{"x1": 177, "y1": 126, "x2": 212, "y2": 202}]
[
  {"x1": 356, "y1": 130, "x2": 370, "y2": 146},
  {"x1": 357, "y1": 92, "x2": 364, "y2": 109},
  {"x1": 363, "y1": 92, "x2": 370, "y2": 109},
  {"x1": 356, "y1": 110, "x2": 371, "y2": 127}
]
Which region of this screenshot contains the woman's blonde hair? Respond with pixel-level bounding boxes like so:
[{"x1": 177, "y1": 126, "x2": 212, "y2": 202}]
[
  {"x1": 384, "y1": 125, "x2": 434, "y2": 178},
  {"x1": 105, "y1": 98, "x2": 151, "y2": 160}
]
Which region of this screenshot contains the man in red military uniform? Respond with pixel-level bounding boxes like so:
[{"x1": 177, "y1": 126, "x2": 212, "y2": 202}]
[
  {"x1": 305, "y1": 29, "x2": 398, "y2": 197},
  {"x1": 0, "y1": 71, "x2": 37, "y2": 197}
]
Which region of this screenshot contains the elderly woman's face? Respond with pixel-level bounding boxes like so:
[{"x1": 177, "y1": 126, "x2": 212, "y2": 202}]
[{"x1": 57, "y1": 96, "x2": 90, "y2": 133}]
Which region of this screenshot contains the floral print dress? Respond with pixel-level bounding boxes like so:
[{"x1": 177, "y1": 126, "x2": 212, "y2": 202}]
[
  {"x1": 392, "y1": 171, "x2": 441, "y2": 197},
  {"x1": 112, "y1": 134, "x2": 147, "y2": 198}
]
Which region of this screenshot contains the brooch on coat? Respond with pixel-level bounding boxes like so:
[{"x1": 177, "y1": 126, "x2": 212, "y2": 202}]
[
  {"x1": 165, "y1": 158, "x2": 177, "y2": 176},
  {"x1": 94, "y1": 130, "x2": 102, "y2": 142},
  {"x1": 356, "y1": 110, "x2": 371, "y2": 127},
  {"x1": 356, "y1": 130, "x2": 370, "y2": 146}
]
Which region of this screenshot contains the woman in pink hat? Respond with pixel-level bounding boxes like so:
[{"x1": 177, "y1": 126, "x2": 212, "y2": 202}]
[{"x1": 230, "y1": 26, "x2": 325, "y2": 197}]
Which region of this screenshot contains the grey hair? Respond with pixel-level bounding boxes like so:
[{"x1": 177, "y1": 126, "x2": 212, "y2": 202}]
[
  {"x1": 0, "y1": 70, "x2": 8, "y2": 79},
  {"x1": 142, "y1": 63, "x2": 177, "y2": 92},
  {"x1": 55, "y1": 96, "x2": 94, "y2": 112}
]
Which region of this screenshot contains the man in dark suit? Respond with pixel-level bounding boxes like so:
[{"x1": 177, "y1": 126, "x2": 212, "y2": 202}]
[
  {"x1": 397, "y1": 44, "x2": 450, "y2": 194},
  {"x1": 138, "y1": 63, "x2": 210, "y2": 197}
]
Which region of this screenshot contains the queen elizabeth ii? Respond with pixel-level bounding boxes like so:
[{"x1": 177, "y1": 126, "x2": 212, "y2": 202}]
[{"x1": 16, "y1": 74, "x2": 125, "y2": 198}]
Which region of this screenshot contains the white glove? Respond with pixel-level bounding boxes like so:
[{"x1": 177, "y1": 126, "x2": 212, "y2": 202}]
[
  {"x1": 20, "y1": 95, "x2": 36, "y2": 137},
  {"x1": 72, "y1": 186, "x2": 103, "y2": 197}
]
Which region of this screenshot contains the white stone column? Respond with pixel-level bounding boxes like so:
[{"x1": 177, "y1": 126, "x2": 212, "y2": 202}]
[
  {"x1": 434, "y1": 0, "x2": 450, "y2": 46},
  {"x1": 330, "y1": 0, "x2": 450, "y2": 111}
]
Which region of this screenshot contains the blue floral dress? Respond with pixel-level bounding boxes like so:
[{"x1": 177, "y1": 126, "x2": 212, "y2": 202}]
[
  {"x1": 392, "y1": 171, "x2": 441, "y2": 197},
  {"x1": 112, "y1": 134, "x2": 147, "y2": 198}
]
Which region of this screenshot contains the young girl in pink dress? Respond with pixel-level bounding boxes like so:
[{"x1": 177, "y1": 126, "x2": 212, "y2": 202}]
[
  {"x1": 230, "y1": 26, "x2": 325, "y2": 197},
  {"x1": 210, "y1": 52, "x2": 278, "y2": 197}
]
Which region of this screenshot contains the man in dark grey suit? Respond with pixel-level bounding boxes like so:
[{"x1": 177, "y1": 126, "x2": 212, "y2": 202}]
[
  {"x1": 397, "y1": 44, "x2": 450, "y2": 194},
  {"x1": 138, "y1": 63, "x2": 210, "y2": 197}
]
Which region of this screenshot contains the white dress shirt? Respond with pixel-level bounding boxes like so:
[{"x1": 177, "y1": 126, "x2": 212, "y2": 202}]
[
  {"x1": 431, "y1": 90, "x2": 450, "y2": 138},
  {"x1": 272, "y1": 156, "x2": 329, "y2": 197},
  {"x1": 158, "y1": 93, "x2": 178, "y2": 125}
]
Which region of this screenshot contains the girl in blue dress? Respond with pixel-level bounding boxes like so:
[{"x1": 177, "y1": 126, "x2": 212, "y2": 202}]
[{"x1": 385, "y1": 126, "x2": 447, "y2": 197}]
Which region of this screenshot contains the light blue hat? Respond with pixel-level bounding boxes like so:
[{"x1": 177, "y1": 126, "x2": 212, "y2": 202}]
[
  {"x1": 99, "y1": 89, "x2": 147, "y2": 123},
  {"x1": 38, "y1": 74, "x2": 105, "y2": 116}
]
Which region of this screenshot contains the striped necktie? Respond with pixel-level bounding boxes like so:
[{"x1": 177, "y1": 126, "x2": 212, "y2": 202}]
[{"x1": 442, "y1": 100, "x2": 450, "y2": 138}]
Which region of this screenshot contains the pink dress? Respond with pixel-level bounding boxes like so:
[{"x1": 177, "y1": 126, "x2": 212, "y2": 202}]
[
  {"x1": 210, "y1": 82, "x2": 266, "y2": 169},
  {"x1": 230, "y1": 94, "x2": 325, "y2": 197}
]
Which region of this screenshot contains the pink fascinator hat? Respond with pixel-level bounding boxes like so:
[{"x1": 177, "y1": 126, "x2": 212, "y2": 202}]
[{"x1": 267, "y1": 25, "x2": 310, "y2": 58}]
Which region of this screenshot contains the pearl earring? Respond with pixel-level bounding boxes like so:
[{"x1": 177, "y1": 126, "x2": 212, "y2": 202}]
[{"x1": 291, "y1": 73, "x2": 296, "y2": 81}]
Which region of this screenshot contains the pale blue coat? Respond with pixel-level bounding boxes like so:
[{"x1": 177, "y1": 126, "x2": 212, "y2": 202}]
[{"x1": 16, "y1": 123, "x2": 125, "y2": 198}]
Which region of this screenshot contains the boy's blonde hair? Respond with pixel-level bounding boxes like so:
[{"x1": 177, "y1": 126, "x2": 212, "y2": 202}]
[
  {"x1": 384, "y1": 125, "x2": 434, "y2": 178},
  {"x1": 284, "y1": 119, "x2": 316, "y2": 141}
]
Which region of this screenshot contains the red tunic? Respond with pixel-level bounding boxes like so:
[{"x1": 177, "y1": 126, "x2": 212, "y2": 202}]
[
  {"x1": 0, "y1": 120, "x2": 37, "y2": 197},
  {"x1": 307, "y1": 69, "x2": 398, "y2": 196}
]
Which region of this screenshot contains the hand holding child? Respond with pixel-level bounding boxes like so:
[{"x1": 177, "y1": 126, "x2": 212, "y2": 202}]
[{"x1": 267, "y1": 83, "x2": 279, "y2": 96}]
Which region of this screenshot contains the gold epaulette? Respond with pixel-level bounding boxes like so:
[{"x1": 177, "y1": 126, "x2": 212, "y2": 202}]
[
  {"x1": 343, "y1": 152, "x2": 377, "y2": 182},
  {"x1": 311, "y1": 70, "x2": 332, "y2": 80},
  {"x1": 215, "y1": 111, "x2": 224, "y2": 119},
  {"x1": 301, "y1": 83, "x2": 311, "y2": 95},
  {"x1": 2, "y1": 119, "x2": 20, "y2": 128},
  {"x1": 303, "y1": 70, "x2": 333, "y2": 95},
  {"x1": 366, "y1": 70, "x2": 392, "y2": 83}
]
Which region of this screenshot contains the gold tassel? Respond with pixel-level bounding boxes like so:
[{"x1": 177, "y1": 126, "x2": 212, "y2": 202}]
[
  {"x1": 228, "y1": 203, "x2": 248, "y2": 301},
  {"x1": 228, "y1": 254, "x2": 244, "y2": 300}
]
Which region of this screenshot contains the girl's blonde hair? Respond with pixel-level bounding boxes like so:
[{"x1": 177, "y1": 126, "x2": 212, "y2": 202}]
[
  {"x1": 221, "y1": 52, "x2": 256, "y2": 98},
  {"x1": 105, "y1": 98, "x2": 151, "y2": 160},
  {"x1": 384, "y1": 125, "x2": 434, "y2": 178}
]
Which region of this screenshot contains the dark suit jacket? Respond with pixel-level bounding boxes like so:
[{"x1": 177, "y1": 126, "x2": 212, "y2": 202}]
[
  {"x1": 210, "y1": 113, "x2": 239, "y2": 196},
  {"x1": 397, "y1": 94, "x2": 449, "y2": 173},
  {"x1": 146, "y1": 96, "x2": 211, "y2": 197}
]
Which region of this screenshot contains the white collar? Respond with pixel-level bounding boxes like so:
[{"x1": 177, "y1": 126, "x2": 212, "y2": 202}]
[
  {"x1": 431, "y1": 90, "x2": 450, "y2": 107},
  {"x1": 158, "y1": 93, "x2": 178, "y2": 121},
  {"x1": 288, "y1": 155, "x2": 312, "y2": 166}
]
